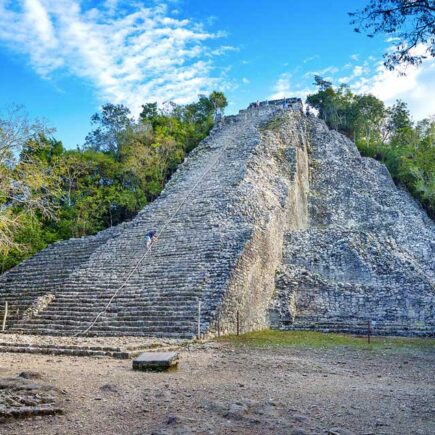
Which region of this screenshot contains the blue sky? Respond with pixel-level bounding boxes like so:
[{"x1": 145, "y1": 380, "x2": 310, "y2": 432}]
[{"x1": 0, "y1": 0, "x2": 434, "y2": 148}]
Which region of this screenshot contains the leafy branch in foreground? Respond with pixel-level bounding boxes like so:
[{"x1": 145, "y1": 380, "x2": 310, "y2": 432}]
[{"x1": 349, "y1": 0, "x2": 435, "y2": 70}]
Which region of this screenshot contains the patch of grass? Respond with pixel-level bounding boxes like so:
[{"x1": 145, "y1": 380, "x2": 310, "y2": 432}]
[
  {"x1": 261, "y1": 115, "x2": 286, "y2": 133},
  {"x1": 223, "y1": 329, "x2": 435, "y2": 350}
]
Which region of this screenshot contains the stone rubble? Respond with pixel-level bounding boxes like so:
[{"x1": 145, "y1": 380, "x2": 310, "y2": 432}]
[{"x1": 0, "y1": 375, "x2": 63, "y2": 421}]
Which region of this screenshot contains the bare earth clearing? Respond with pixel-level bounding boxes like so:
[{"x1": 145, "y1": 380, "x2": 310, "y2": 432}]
[{"x1": 0, "y1": 336, "x2": 434, "y2": 435}]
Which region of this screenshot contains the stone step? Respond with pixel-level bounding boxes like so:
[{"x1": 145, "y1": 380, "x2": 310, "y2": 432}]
[
  {"x1": 32, "y1": 310, "x2": 197, "y2": 321},
  {"x1": 23, "y1": 304, "x2": 199, "y2": 313},
  {"x1": 0, "y1": 338, "x2": 185, "y2": 358},
  {"x1": 0, "y1": 341, "x2": 122, "y2": 352},
  {"x1": 15, "y1": 318, "x2": 196, "y2": 328},
  {"x1": 52, "y1": 293, "x2": 208, "y2": 301},
  {"x1": 0, "y1": 344, "x2": 130, "y2": 359},
  {"x1": 8, "y1": 328, "x2": 196, "y2": 339}
]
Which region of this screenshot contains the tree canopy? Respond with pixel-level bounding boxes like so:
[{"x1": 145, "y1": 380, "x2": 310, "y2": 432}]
[{"x1": 0, "y1": 92, "x2": 227, "y2": 273}]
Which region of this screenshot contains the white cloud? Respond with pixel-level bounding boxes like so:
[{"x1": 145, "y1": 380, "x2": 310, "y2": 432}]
[
  {"x1": 0, "y1": 0, "x2": 230, "y2": 114},
  {"x1": 267, "y1": 42, "x2": 433, "y2": 121},
  {"x1": 352, "y1": 65, "x2": 364, "y2": 77},
  {"x1": 353, "y1": 53, "x2": 435, "y2": 120},
  {"x1": 206, "y1": 15, "x2": 218, "y2": 26},
  {"x1": 209, "y1": 45, "x2": 238, "y2": 57},
  {"x1": 23, "y1": 0, "x2": 56, "y2": 46},
  {"x1": 321, "y1": 44, "x2": 435, "y2": 120},
  {"x1": 242, "y1": 77, "x2": 250, "y2": 84},
  {"x1": 303, "y1": 55, "x2": 319, "y2": 64},
  {"x1": 269, "y1": 73, "x2": 292, "y2": 99},
  {"x1": 303, "y1": 65, "x2": 339, "y2": 79},
  {"x1": 338, "y1": 64, "x2": 371, "y2": 84},
  {"x1": 269, "y1": 73, "x2": 313, "y2": 101}
]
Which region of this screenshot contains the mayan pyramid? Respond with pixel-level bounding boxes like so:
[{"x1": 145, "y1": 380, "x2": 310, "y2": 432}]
[{"x1": 0, "y1": 99, "x2": 433, "y2": 337}]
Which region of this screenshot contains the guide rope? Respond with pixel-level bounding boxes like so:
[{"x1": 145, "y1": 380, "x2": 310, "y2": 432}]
[{"x1": 75, "y1": 124, "x2": 228, "y2": 336}]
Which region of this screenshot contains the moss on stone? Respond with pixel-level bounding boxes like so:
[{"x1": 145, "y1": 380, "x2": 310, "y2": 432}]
[{"x1": 261, "y1": 115, "x2": 286, "y2": 133}]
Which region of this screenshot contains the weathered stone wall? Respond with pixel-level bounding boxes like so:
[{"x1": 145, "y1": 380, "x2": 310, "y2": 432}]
[
  {"x1": 270, "y1": 115, "x2": 435, "y2": 336},
  {"x1": 212, "y1": 111, "x2": 310, "y2": 334}
]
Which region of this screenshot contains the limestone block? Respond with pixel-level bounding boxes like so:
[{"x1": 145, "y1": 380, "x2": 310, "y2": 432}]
[{"x1": 132, "y1": 352, "x2": 179, "y2": 371}]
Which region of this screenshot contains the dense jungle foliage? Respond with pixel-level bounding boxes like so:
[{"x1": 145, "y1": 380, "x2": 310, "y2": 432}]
[
  {"x1": 307, "y1": 76, "x2": 435, "y2": 220},
  {"x1": 0, "y1": 92, "x2": 227, "y2": 272}
]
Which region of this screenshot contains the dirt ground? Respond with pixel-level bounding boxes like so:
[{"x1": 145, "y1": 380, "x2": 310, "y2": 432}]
[{"x1": 0, "y1": 340, "x2": 434, "y2": 435}]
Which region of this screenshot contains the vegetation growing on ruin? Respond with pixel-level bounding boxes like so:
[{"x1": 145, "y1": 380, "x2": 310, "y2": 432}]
[
  {"x1": 307, "y1": 77, "x2": 435, "y2": 219},
  {"x1": 0, "y1": 92, "x2": 227, "y2": 272},
  {"x1": 261, "y1": 115, "x2": 287, "y2": 133}
]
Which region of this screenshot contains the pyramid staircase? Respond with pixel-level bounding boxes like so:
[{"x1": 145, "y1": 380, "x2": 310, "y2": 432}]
[{"x1": 1, "y1": 102, "x2": 298, "y2": 337}]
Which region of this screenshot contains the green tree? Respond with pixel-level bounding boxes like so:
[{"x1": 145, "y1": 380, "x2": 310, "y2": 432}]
[
  {"x1": 314, "y1": 78, "x2": 360, "y2": 135},
  {"x1": 84, "y1": 103, "x2": 133, "y2": 155},
  {"x1": 0, "y1": 91, "x2": 229, "y2": 272},
  {"x1": 209, "y1": 91, "x2": 228, "y2": 113},
  {"x1": 0, "y1": 106, "x2": 59, "y2": 256},
  {"x1": 352, "y1": 94, "x2": 387, "y2": 146},
  {"x1": 388, "y1": 100, "x2": 418, "y2": 147}
]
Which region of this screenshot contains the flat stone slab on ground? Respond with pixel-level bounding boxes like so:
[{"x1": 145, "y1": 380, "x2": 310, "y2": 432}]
[{"x1": 132, "y1": 352, "x2": 179, "y2": 371}]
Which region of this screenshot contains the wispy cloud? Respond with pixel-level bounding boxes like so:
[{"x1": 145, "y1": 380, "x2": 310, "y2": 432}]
[
  {"x1": 269, "y1": 73, "x2": 292, "y2": 99},
  {"x1": 209, "y1": 45, "x2": 239, "y2": 57},
  {"x1": 339, "y1": 45, "x2": 435, "y2": 119},
  {"x1": 271, "y1": 44, "x2": 434, "y2": 120},
  {"x1": 269, "y1": 73, "x2": 312, "y2": 101},
  {"x1": 338, "y1": 65, "x2": 371, "y2": 84},
  {"x1": 303, "y1": 54, "x2": 319, "y2": 64},
  {"x1": 354, "y1": 57, "x2": 435, "y2": 120},
  {"x1": 303, "y1": 65, "x2": 339, "y2": 80},
  {"x1": 0, "y1": 0, "x2": 230, "y2": 113}
]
